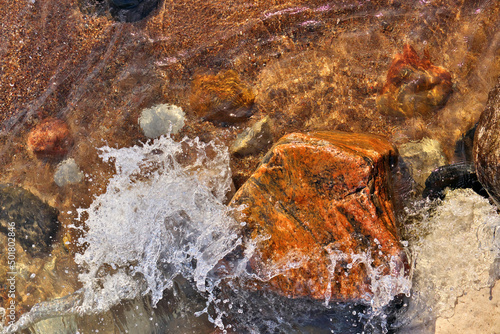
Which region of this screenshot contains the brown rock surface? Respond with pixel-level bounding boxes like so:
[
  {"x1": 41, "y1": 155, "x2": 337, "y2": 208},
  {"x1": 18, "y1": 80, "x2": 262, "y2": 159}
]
[
  {"x1": 474, "y1": 76, "x2": 500, "y2": 206},
  {"x1": 377, "y1": 44, "x2": 453, "y2": 118},
  {"x1": 26, "y1": 118, "x2": 72, "y2": 158},
  {"x1": 230, "y1": 131, "x2": 407, "y2": 302},
  {"x1": 189, "y1": 70, "x2": 255, "y2": 125}
]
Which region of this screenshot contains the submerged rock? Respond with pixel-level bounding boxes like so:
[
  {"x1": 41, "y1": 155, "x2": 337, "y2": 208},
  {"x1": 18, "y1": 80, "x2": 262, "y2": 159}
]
[
  {"x1": 422, "y1": 162, "x2": 487, "y2": 200},
  {"x1": 109, "y1": 0, "x2": 159, "y2": 22},
  {"x1": 230, "y1": 131, "x2": 409, "y2": 304},
  {"x1": 27, "y1": 118, "x2": 72, "y2": 159},
  {"x1": 474, "y1": 76, "x2": 500, "y2": 207},
  {"x1": 77, "y1": 0, "x2": 159, "y2": 22},
  {"x1": 189, "y1": 70, "x2": 255, "y2": 126},
  {"x1": 138, "y1": 103, "x2": 185, "y2": 138},
  {"x1": 0, "y1": 184, "x2": 60, "y2": 257},
  {"x1": 399, "y1": 138, "x2": 446, "y2": 188},
  {"x1": 377, "y1": 44, "x2": 453, "y2": 118},
  {"x1": 230, "y1": 116, "x2": 273, "y2": 156},
  {"x1": 54, "y1": 158, "x2": 84, "y2": 187},
  {"x1": 454, "y1": 123, "x2": 477, "y2": 163}
]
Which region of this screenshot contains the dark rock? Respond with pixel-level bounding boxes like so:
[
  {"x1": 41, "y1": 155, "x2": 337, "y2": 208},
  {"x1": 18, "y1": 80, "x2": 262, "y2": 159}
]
[
  {"x1": 229, "y1": 131, "x2": 409, "y2": 303},
  {"x1": 455, "y1": 123, "x2": 477, "y2": 163},
  {"x1": 422, "y1": 162, "x2": 488, "y2": 200},
  {"x1": 109, "y1": 0, "x2": 159, "y2": 22},
  {"x1": 474, "y1": 76, "x2": 500, "y2": 206},
  {"x1": 77, "y1": 0, "x2": 158, "y2": 22},
  {"x1": 0, "y1": 184, "x2": 60, "y2": 257}
]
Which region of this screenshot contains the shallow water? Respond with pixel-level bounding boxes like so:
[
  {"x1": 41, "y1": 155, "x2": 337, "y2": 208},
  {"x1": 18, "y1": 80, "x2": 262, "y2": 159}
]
[{"x1": 0, "y1": 0, "x2": 499, "y2": 333}]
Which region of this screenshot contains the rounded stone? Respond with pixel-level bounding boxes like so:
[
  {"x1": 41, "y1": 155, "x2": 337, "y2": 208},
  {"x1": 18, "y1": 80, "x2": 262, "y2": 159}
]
[
  {"x1": 0, "y1": 184, "x2": 60, "y2": 257},
  {"x1": 27, "y1": 118, "x2": 72, "y2": 158},
  {"x1": 230, "y1": 116, "x2": 273, "y2": 156},
  {"x1": 189, "y1": 70, "x2": 255, "y2": 126},
  {"x1": 54, "y1": 158, "x2": 84, "y2": 187},
  {"x1": 377, "y1": 44, "x2": 453, "y2": 118},
  {"x1": 138, "y1": 103, "x2": 185, "y2": 138}
]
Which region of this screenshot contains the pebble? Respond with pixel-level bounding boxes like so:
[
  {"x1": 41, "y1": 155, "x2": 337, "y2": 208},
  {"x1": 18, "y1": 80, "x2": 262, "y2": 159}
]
[
  {"x1": 54, "y1": 158, "x2": 84, "y2": 187},
  {"x1": 27, "y1": 118, "x2": 72, "y2": 159},
  {"x1": 230, "y1": 116, "x2": 273, "y2": 156},
  {"x1": 138, "y1": 103, "x2": 185, "y2": 138},
  {"x1": 398, "y1": 138, "x2": 446, "y2": 188}
]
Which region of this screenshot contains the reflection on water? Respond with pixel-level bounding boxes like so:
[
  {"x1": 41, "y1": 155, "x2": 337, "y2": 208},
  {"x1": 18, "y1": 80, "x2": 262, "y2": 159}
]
[{"x1": 0, "y1": 0, "x2": 499, "y2": 333}]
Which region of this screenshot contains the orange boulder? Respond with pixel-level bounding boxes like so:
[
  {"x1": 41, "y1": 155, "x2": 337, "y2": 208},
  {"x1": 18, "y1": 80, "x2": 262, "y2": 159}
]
[
  {"x1": 377, "y1": 44, "x2": 453, "y2": 118},
  {"x1": 230, "y1": 131, "x2": 408, "y2": 302}
]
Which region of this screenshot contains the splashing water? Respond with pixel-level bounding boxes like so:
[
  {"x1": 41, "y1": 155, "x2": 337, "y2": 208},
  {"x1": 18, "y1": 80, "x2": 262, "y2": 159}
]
[
  {"x1": 3, "y1": 134, "x2": 415, "y2": 333},
  {"x1": 394, "y1": 188, "x2": 500, "y2": 332},
  {"x1": 73, "y1": 135, "x2": 242, "y2": 313}
]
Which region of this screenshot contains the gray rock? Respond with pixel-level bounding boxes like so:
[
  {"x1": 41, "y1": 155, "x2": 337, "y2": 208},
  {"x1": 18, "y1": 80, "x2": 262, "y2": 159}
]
[
  {"x1": 0, "y1": 184, "x2": 60, "y2": 257},
  {"x1": 230, "y1": 116, "x2": 273, "y2": 156},
  {"x1": 138, "y1": 104, "x2": 185, "y2": 138},
  {"x1": 474, "y1": 76, "x2": 500, "y2": 207},
  {"x1": 54, "y1": 158, "x2": 83, "y2": 187},
  {"x1": 398, "y1": 138, "x2": 446, "y2": 187}
]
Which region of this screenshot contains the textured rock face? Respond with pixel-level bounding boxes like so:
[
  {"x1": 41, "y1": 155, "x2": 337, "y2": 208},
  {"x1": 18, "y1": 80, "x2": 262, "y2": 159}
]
[
  {"x1": 377, "y1": 44, "x2": 453, "y2": 118},
  {"x1": 189, "y1": 70, "x2": 255, "y2": 125},
  {"x1": 0, "y1": 184, "x2": 60, "y2": 257},
  {"x1": 26, "y1": 118, "x2": 72, "y2": 159},
  {"x1": 230, "y1": 131, "x2": 408, "y2": 302},
  {"x1": 399, "y1": 138, "x2": 446, "y2": 187},
  {"x1": 230, "y1": 116, "x2": 273, "y2": 156},
  {"x1": 474, "y1": 77, "x2": 500, "y2": 206}
]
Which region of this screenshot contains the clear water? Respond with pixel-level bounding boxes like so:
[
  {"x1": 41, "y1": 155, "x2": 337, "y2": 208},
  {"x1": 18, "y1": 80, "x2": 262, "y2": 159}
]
[{"x1": 0, "y1": 0, "x2": 499, "y2": 333}]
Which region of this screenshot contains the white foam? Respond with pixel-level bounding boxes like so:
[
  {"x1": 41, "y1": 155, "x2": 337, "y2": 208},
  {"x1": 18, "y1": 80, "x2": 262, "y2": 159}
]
[{"x1": 74, "y1": 135, "x2": 241, "y2": 312}]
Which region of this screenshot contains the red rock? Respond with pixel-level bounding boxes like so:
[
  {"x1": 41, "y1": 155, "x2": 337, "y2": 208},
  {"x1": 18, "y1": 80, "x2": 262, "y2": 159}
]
[
  {"x1": 229, "y1": 131, "x2": 408, "y2": 302},
  {"x1": 189, "y1": 70, "x2": 255, "y2": 125},
  {"x1": 27, "y1": 118, "x2": 72, "y2": 158},
  {"x1": 377, "y1": 44, "x2": 453, "y2": 118}
]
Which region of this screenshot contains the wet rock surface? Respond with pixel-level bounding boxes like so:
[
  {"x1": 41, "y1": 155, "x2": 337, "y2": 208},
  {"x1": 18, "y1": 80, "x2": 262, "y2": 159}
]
[
  {"x1": 54, "y1": 158, "x2": 84, "y2": 187},
  {"x1": 0, "y1": 184, "x2": 60, "y2": 257},
  {"x1": 78, "y1": 0, "x2": 159, "y2": 22},
  {"x1": 230, "y1": 131, "x2": 408, "y2": 302},
  {"x1": 474, "y1": 76, "x2": 500, "y2": 207},
  {"x1": 138, "y1": 103, "x2": 185, "y2": 138},
  {"x1": 26, "y1": 119, "x2": 72, "y2": 159},
  {"x1": 377, "y1": 44, "x2": 453, "y2": 118},
  {"x1": 0, "y1": 0, "x2": 498, "y2": 331},
  {"x1": 398, "y1": 138, "x2": 446, "y2": 188},
  {"x1": 230, "y1": 116, "x2": 273, "y2": 156},
  {"x1": 189, "y1": 70, "x2": 255, "y2": 126},
  {"x1": 422, "y1": 162, "x2": 487, "y2": 200}
]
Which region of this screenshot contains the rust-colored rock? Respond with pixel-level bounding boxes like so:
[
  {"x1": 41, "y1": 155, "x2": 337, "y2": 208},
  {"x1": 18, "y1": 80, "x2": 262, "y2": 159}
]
[
  {"x1": 230, "y1": 131, "x2": 408, "y2": 302},
  {"x1": 189, "y1": 70, "x2": 255, "y2": 125},
  {"x1": 27, "y1": 118, "x2": 72, "y2": 158},
  {"x1": 474, "y1": 76, "x2": 500, "y2": 206},
  {"x1": 377, "y1": 44, "x2": 453, "y2": 118}
]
